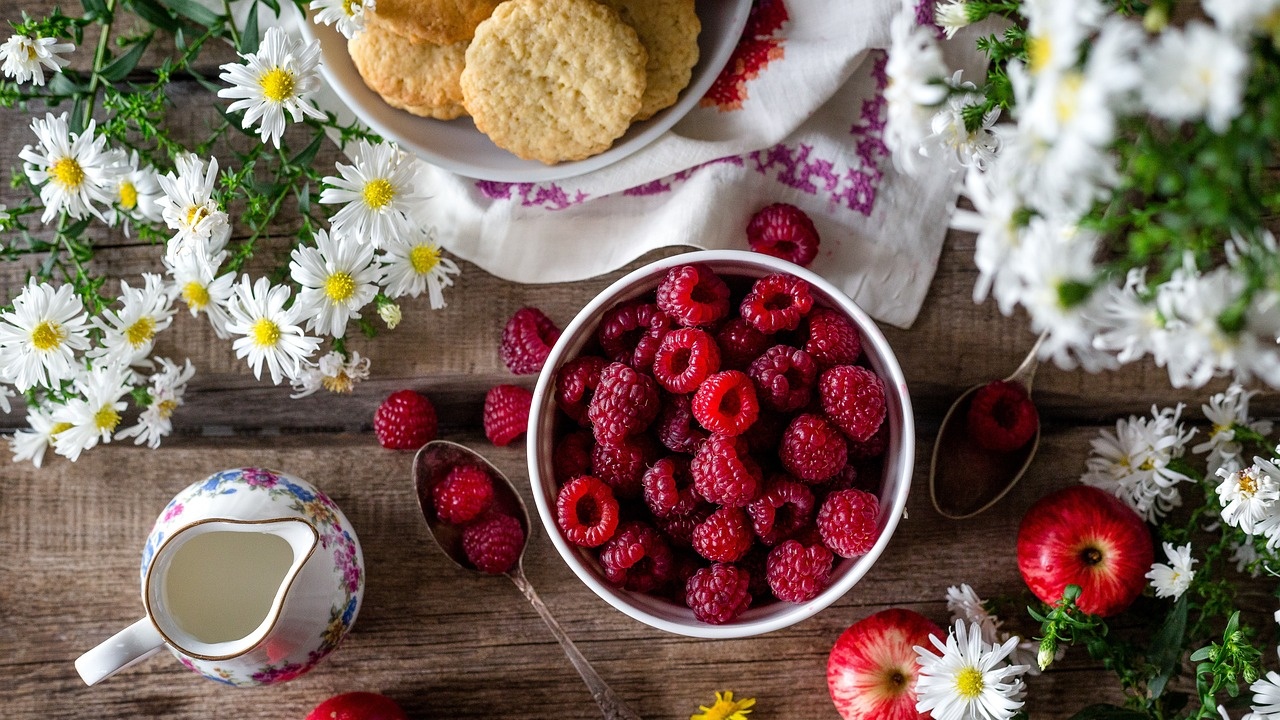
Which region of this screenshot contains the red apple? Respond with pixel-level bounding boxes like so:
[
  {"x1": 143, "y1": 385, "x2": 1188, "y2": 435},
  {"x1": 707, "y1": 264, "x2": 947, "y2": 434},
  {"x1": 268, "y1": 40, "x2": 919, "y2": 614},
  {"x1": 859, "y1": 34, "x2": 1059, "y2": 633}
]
[
  {"x1": 305, "y1": 692, "x2": 408, "y2": 720},
  {"x1": 1017, "y1": 485, "x2": 1153, "y2": 617},
  {"x1": 827, "y1": 608, "x2": 944, "y2": 720}
]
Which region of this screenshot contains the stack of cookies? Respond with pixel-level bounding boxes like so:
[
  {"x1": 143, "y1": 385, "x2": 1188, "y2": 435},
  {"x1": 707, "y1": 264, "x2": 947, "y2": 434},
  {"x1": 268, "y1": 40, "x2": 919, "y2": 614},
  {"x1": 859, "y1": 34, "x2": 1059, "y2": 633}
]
[{"x1": 348, "y1": 0, "x2": 701, "y2": 165}]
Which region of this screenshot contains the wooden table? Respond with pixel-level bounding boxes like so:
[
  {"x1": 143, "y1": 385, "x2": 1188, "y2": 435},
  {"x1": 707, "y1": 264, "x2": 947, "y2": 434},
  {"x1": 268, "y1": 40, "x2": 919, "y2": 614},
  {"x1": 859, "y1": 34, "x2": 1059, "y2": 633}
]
[{"x1": 0, "y1": 7, "x2": 1256, "y2": 718}]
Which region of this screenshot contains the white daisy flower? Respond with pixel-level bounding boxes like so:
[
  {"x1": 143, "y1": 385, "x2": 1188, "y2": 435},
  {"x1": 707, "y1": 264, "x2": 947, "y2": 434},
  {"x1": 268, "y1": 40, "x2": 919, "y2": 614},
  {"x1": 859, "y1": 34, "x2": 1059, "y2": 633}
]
[
  {"x1": 291, "y1": 350, "x2": 371, "y2": 398},
  {"x1": 319, "y1": 140, "x2": 422, "y2": 249},
  {"x1": 310, "y1": 0, "x2": 374, "y2": 39},
  {"x1": 116, "y1": 357, "x2": 195, "y2": 449},
  {"x1": 378, "y1": 227, "x2": 460, "y2": 307},
  {"x1": 51, "y1": 364, "x2": 132, "y2": 462},
  {"x1": 225, "y1": 275, "x2": 321, "y2": 384},
  {"x1": 1203, "y1": 0, "x2": 1280, "y2": 36},
  {"x1": 1081, "y1": 404, "x2": 1196, "y2": 522},
  {"x1": 1090, "y1": 269, "x2": 1167, "y2": 366},
  {"x1": 884, "y1": 4, "x2": 951, "y2": 174},
  {"x1": 1216, "y1": 461, "x2": 1280, "y2": 534},
  {"x1": 1193, "y1": 384, "x2": 1273, "y2": 477},
  {"x1": 217, "y1": 27, "x2": 325, "y2": 148},
  {"x1": 945, "y1": 584, "x2": 1045, "y2": 675},
  {"x1": 168, "y1": 256, "x2": 236, "y2": 340},
  {"x1": 950, "y1": 162, "x2": 1026, "y2": 312},
  {"x1": 915, "y1": 620, "x2": 1030, "y2": 720},
  {"x1": 105, "y1": 148, "x2": 164, "y2": 229},
  {"x1": 0, "y1": 34, "x2": 74, "y2": 86},
  {"x1": 156, "y1": 154, "x2": 231, "y2": 279},
  {"x1": 0, "y1": 384, "x2": 12, "y2": 414},
  {"x1": 89, "y1": 273, "x2": 177, "y2": 367},
  {"x1": 921, "y1": 72, "x2": 1001, "y2": 170},
  {"x1": 1141, "y1": 22, "x2": 1248, "y2": 134},
  {"x1": 0, "y1": 280, "x2": 91, "y2": 392},
  {"x1": 1020, "y1": 0, "x2": 1103, "y2": 78},
  {"x1": 289, "y1": 228, "x2": 382, "y2": 338},
  {"x1": 18, "y1": 113, "x2": 118, "y2": 224},
  {"x1": 934, "y1": 0, "x2": 976, "y2": 38},
  {"x1": 1250, "y1": 671, "x2": 1280, "y2": 717},
  {"x1": 1145, "y1": 542, "x2": 1196, "y2": 599},
  {"x1": 378, "y1": 300, "x2": 402, "y2": 329},
  {"x1": 1230, "y1": 540, "x2": 1261, "y2": 577},
  {"x1": 8, "y1": 403, "x2": 64, "y2": 468}
]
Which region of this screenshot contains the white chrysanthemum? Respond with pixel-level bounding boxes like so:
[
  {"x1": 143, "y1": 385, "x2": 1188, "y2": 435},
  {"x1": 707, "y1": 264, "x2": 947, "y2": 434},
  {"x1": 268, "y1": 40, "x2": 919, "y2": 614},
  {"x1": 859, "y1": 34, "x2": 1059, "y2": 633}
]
[
  {"x1": 378, "y1": 227, "x2": 460, "y2": 307},
  {"x1": 51, "y1": 365, "x2": 132, "y2": 462},
  {"x1": 0, "y1": 384, "x2": 12, "y2": 414},
  {"x1": 378, "y1": 301, "x2": 402, "y2": 329},
  {"x1": 116, "y1": 357, "x2": 195, "y2": 449},
  {"x1": 166, "y1": 251, "x2": 235, "y2": 340},
  {"x1": 217, "y1": 27, "x2": 325, "y2": 148},
  {"x1": 1090, "y1": 269, "x2": 1167, "y2": 367},
  {"x1": 1230, "y1": 540, "x2": 1261, "y2": 577},
  {"x1": 89, "y1": 273, "x2": 177, "y2": 367},
  {"x1": 915, "y1": 620, "x2": 1029, "y2": 720},
  {"x1": 1145, "y1": 542, "x2": 1196, "y2": 599},
  {"x1": 0, "y1": 34, "x2": 73, "y2": 86},
  {"x1": 884, "y1": 6, "x2": 950, "y2": 174},
  {"x1": 1020, "y1": 0, "x2": 1104, "y2": 78},
  {"x1": 1194, "y1": 384, "x2": 1273, "y2": 476},
  {"x1": 0, "y1": 280, "x2": 91, "y2": 392},
  {"x1": 1081, "y1": 404, "x2": 1196, "y2": 522},
  {"x1": 1216, "y1": 461, "x2": 1280, "y2": 534},
  {"x1": 291, "y1": 350, "x2": 371, "y2": 398},
  {"x1": 934, "y1": 0, "x2": 975, "y2": 38},
  {"x1": 105, "y1": 148, "x2": 164, "y2": 229},
  {"x1": 8, "y1": 403, "x2": 63, "y2": 468},
  {"x1": 921, "y1": 73, "x2": 1000, "y2": 170},
  {"x1": 225, "y1": 275, "x2": 321, "y2": 384},
  {"x1": 289, "y1": 228, "x2": 382, "y2": 338},
  {"x1": 945, "y1": 584, "x2": 1045, "y2": 675},
  {"x1": 1203, "y1": 0, "x2": 1280, "y2": 36},
  {"x1": 18, "y1": 113, "x2": 118, "y2": 223},
  {"x1": 156, "y1": 154, "x2": 231, "y2": 278},
  {"x1": 319, "y1": 140, "x2": 422, "y2": 249},
  {"x1": 1250, "y1": 671, "x2": 1280, "y2": 717},
  {"x1": 950, "y1": 162, "x2": 1025, "y2": 312},
  {"x1": 1141, "y1": 22, "x2": 1247, "y2": 134},
  {"x1": 310, "y1": 0, "x2": 374, "y2": 39}
]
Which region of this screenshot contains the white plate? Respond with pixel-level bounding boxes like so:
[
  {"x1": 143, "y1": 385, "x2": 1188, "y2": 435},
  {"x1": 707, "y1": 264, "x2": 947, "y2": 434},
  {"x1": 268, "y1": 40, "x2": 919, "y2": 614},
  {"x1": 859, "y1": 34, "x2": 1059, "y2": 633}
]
[{"x1": 303, "y1": 0, "x2": 753, "y2": 182}]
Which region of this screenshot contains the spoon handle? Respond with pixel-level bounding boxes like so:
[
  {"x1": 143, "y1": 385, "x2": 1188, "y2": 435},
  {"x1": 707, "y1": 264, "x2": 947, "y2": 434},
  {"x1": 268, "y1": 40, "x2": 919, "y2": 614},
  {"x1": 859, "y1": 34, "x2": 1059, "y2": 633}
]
[
  {"x1": 1007, "y1": 331, "x2": 1048, "y2": 391},
  {"x1": 509, "y1": 568, "x2": 644, "y2": 720}
]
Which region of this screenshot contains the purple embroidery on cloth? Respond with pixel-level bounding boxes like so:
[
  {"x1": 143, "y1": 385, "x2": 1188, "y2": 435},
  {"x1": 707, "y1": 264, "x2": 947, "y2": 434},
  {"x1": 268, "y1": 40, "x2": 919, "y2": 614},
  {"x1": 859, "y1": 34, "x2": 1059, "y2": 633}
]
[
  {"x1": 622, "y1": 156, "x2": 746, "y2": 197},
  {"x1": 474, "y1": 180, "x2": 589, "y2": 210},
  {"x1": 914, "y1": 0, "x2": 945, "y2": 37}
]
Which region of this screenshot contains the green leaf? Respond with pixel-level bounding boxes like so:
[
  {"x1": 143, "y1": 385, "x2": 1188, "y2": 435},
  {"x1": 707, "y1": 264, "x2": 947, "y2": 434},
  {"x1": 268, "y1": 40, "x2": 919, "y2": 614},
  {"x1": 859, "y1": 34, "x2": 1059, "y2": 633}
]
[
  {"x1": 263, "y1": 0, "x2": 282, "y2": 14},
  {"x1": 125, "y1": 0, "x2": 180, "y2": 33},
  {"x1": 1066, "y1": 704, "x2": 1149, "y2": 720},
  {"x1": 290, "y1": 132, "x2": 324, "y2": 167},
  {"x1": 240, "y1": 1, "x2": 260, "y2": 54},
  {"x1": 162, "y1": 0, "x2": 222, "y2": 27},
  {"x1": 80, "y1": 0, "x2": 109, "y2": 19},
  {"x1": 98, "y1": 35, "x2": 152, "y2": 82},
  {"x1": 1147, "y1": 595, "x2": 1188, "y2": 698}
]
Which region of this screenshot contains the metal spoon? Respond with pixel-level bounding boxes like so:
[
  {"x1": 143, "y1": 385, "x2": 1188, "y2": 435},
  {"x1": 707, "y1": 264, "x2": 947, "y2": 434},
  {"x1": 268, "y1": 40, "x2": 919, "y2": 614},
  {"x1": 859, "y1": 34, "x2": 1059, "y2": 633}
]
[
  {"x1": 412, "y1": 440, "x2": 643, "y2": 720},
  {"x1": 928, "y1": 332, "x2": 1046, "y2": 519}
]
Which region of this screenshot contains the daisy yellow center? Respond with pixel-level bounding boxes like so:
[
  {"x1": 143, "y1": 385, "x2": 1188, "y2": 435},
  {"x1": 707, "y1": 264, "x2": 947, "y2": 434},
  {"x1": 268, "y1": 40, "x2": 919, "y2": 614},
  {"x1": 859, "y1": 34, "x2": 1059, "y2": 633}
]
[
  {"x1": 118, "y1": 180, "x2": 138, "y2": 210},
  {"x1": 410, "y1": 244, "x2": 440, "y2": 275},
  {"x1": 1240, "y1": 470, "x2": 1259, "y2": 497},
  {"x1": 94, "y1": 406, "x2": 121, "y2": 432},
  {"x1": 258, "y1": 67, "x2": 297, "y2": 103},
  {"x1": 182, "y1": 281, "x2": 210, "y2": 310},
  {"x1": 157, "y1": 399, "x2": 178, "y2": 419},
  {"x1": 1028, "y1": 34, "x2": 1051, "y2": 74},
  {"x1": 51, "y1": 156, "x2": 86, "y2": 190},
  {"x1": 30, "y1": 320, "x2": 65, "y2": 351},
  {"x1": 342, "y1": 0, "x2": 358, "y2": 16},
  {"x1": 250, "y1": 317, "x2": 282, "y2": 347},
  {"x1": 362, "y1": 178, "x2": 395, "y2": 210},
  {"x1": 26, "y1": 45, "x2": 38, "y2": 61},
  {"x1": 1056, "y1": 72, "x2": 1083, "y2": 124},
  {"x1": 324, "y1": 271, "x2": 356, "y2": 302},
  {"x1": 322, "y1": 371, "x2": 355, "y2": 393},
  {"x1": 955, "y1": 666, "x2": 985, "y2": 699},
  {"x1": 125, "y1": 316, "x2": 156, "y2": 347},
  {"x1": 50, "y1": 421, "x2": 73, "y2": 435},
  {"x1": 186, "y1": 204, "x2": 209, "y2": 227}
]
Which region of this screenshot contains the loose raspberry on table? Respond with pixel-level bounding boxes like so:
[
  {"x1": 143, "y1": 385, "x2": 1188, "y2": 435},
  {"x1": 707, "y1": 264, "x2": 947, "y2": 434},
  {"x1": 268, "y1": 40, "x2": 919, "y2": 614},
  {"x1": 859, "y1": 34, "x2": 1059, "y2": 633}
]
[
  {"x1": 746, "y1": 476, "x2": 815, "y2": 546},
  {"x1": 846, "y1": 423, "x2": 889, "y2": 460},
  {"x1": 746, "y1": 203, "x2": 820, "y2": 267},
  {"x1": 817, "y1": 488, "x2": 881, "y2": 558},
  {"x1": 715, "y1": 317, "x2": 771, "y2": 370},
  {"x1": 779, "y1": 413, "x2": 848, "y2": 482},
  {"x1": 483, "y1": 384, "x2": 533, "y2": 447},
  {"x1": 692, "y1": 506, "x2": 754, "y2": 563},
  {"x1": 555, "y1": 355, "x2": 608, "y2": 426},
  {"x1": 553, "y1": 430, "x2": 595, "y2": 484},
  {"x1": 305, "y1": 692, "x2": 409, "y2": 720},
  {"x1": 591, "y1": 433, "x2": 657, "y2": 499},
  {"x1": 691, "y1": 434, "x2": 762, "y2": 507},
  {"x1": 804, "y1": 307, "x2": 861, "y2": 369},
  {"x1": 655, "y1": 393, "x2": 709, "y2": 454},
  {"x1": 747, "y1": 344, "x2": 817, "y2": 412},
  {"x1": 819, "y1": 365, "x2": 887, "y2": 442},
  {"x1": 692, "y1": 370, "x2": 760, "y2": 436},
  {"x1": 766, "y1": 539, "x2": 834, "y2": 603},
  {"x1": 597, "y1": 301, "x2": 673, "y2": 370},
  {"x1": 599, "y1": 521, "x2": 675, "y2": 592},
  {"x1": 740, "y1": 273, "x2": 814, "y2": 333},
  {"x1": 967, "y1": 379, "x2": 1039, "y2": 453},
  {"x1": 461, "y1": 513, "x2": 525, "y2": 574},
  {"x1": 652, "y1": 328, "x2": 721, "y2": 394},
  {"x1": 586, "y1": 362, "x2": 661, "y2": 443},
  {"x1": 500, "y1": 307, "x2": 561, "y2": 375},
  {"x1": 373, "y1": 389, "x2": 438, "y2": 450},
  {"x1": 685, "y1": 563, "x2": 752, "y2": 624},
  {"x1": 556, "y1": 476, "x2": 621, "y2": 548},
  {"x1": 656, "y1": 264, "x2": 731, "y2": 327},
  {"x1": 656, "y1": 503, "x2": 714, "y2": 548},
  {"x1": 432, "y1": 464, "x2": 495, "y2": 525},
  {"x1": 641, "y1": 455, "x2": 699, "y2": 518}
]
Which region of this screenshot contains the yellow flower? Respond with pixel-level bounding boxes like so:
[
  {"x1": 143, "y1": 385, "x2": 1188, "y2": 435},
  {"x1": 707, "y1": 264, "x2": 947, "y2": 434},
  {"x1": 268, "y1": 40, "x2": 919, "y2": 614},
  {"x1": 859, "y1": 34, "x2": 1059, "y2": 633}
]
[{"x1": 692, "y1": 691, "x2": 755, "y2": 720}]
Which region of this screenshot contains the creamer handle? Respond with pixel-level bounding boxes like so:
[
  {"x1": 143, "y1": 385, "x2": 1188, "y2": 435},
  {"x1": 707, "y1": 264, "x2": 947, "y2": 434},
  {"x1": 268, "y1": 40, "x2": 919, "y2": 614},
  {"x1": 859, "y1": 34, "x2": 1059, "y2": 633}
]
[{"x1": 75, "y1": 618, "x2": 165, "y2": 686}]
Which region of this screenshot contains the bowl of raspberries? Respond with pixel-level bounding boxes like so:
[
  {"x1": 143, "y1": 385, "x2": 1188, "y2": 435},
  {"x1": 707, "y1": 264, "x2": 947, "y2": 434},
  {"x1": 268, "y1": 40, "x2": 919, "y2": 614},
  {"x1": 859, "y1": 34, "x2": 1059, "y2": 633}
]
[{"x1": 527, "y1": 250, "x2": 914, "y2": 638}]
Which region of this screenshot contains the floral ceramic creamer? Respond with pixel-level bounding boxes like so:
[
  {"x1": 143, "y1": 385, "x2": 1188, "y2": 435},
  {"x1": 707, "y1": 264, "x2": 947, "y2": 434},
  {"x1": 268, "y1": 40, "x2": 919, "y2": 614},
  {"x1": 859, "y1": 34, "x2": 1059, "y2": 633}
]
[{"x1": 75, "y1": 468, "x2": 364, "y2": 686}]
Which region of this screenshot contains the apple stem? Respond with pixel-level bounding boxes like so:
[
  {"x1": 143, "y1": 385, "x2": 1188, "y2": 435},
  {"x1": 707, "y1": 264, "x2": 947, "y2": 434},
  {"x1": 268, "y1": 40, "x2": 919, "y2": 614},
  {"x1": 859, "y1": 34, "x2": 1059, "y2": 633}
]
[{"x1": 1080, "y1": 547, "x2": 1103, "y2": 565}]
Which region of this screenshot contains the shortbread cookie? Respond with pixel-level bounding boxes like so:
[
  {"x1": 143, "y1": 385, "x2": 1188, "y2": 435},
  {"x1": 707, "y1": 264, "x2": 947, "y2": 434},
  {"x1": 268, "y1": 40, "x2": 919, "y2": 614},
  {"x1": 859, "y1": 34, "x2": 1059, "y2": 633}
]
[
  {"x1": 461, "y1": 0, "x2": 647, "y2": 164},
  {"x1": 349, "y1": 20, "x2": 468, "y2": 120},
  {"x1": 366, "y1": 0, "x2": 502, "y2": 45},
  {"x1": 600, "y1": 0, "x2": 701, "y2": 121}
]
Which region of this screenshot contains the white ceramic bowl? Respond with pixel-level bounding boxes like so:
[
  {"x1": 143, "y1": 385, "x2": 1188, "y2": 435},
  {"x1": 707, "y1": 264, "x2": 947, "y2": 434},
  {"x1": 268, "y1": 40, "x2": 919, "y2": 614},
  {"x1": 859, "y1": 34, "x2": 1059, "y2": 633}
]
[{"x1": 527, "y1": 250, "x2": 915, "y2": 638}]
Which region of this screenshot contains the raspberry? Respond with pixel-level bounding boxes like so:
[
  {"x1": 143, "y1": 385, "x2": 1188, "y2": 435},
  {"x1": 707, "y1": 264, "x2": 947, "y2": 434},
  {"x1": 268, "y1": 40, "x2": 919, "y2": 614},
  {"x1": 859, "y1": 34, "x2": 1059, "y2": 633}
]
[
  {"x1": 483, "y1": 384, "x2": 532, "y2": 447},
  {"x1": 652, "y1": 328, "x2": 721, "y2": 394},
  {"x1": 656, "y1": 264, "x2": 731, "y2": 327},
  {"x1": 747, "y1": 344, "x2": 817, "y2": 412},
  {"x1": 656, "y1": 393, "x2": 709, "y2": 454},
  {"x1": 819, "y1": 365, "x2": 887, "y2": 442},
  {"x1": 691, "y1": 434, "x2": 762, "y2": 507},
  {"x1": 597, "y1": 301, "x2": 673, "y2": 370},
  {"x1": 692, "y1": 506, "x2": 754, "y2": 562},
  {"x1": 715, "y1": 317, "x2": 771, "y2": 369},
  {"x1": 817, "y1": 488, "x2": 881, "y2": 558},
  {"x1": 553, "y1": 430, "x2": 594, "y2": 484},
  {"x1": 599, "y1": 521, "x2": 674, "y2": 592},
  {"x1": 967, "y1": 380, "x2": 1038, "y2": 452},
  {"x1": 746, "y1": 203, "x2": 820, "y2": 267},
  {"x1": 739, "y1": 273, "x2": 814, "y2": 333},
  {"x1": 846, "y1": 423, "x2": 889, "y2": 460},
  {"x1": 432, "y1": 465, "x2": 494, "y2": 525},
  {"x1": 779, "y1": 413, "x2": 848, "y2": 482},
  {"x1": 804, "y1": 307, "x2": 861, "y2": 369},
  {"x1": 305, "y1": 692, "x2": 409, "y2": 720},
  {"x1": 587, "y1": 362, "x2": 661, "y2": 443},
  {"x1": 591, "y1": 433, "x2": 657, "y2": 499},
  {"x1": 746, "y1": 476, "x2": 815, "y2": 546},
  {"x1": 373, "y1": 390, "x2": 438, "y2": 450},
  {"x1": 691, "y1": 370, "x2": 760, "y2": 436},
  {"x1": 556, "y1": 476, "x2": 621, "y2": 548},
  {"x1": 641, "y1": 456, "x2": 699, "y2": 518},
  {"x1": 461, "y1": 513, "x2": 525, "y2": 574},
  {"x1": 766, "y1": 539, "x2": 834, "y2": 603},
  {"x1": 555, "y1": 355, "x2": 608, "y2": 425},
  {"x1": 685, "y1": 563, "x2": 752, "y2": 624},
  {"x1": 656, "y1": 503, "x2": 713, "y2": 548},
  {"x1": 500, "y1": 307, "x2": 561, "y2": 375},
  {"x1": 816, "y1": 462, "x2": 861, "y2": 493}
]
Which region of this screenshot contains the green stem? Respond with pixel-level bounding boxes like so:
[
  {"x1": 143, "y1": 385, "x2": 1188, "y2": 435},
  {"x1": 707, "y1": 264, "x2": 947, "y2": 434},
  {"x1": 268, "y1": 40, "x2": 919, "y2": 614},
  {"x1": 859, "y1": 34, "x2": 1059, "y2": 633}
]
[
  {"x1": 81, "y1": 0, "x2": 119, "y2": 127},
  {"x1": 222, "y1": 0, "x2": 242, "y2": 48}
]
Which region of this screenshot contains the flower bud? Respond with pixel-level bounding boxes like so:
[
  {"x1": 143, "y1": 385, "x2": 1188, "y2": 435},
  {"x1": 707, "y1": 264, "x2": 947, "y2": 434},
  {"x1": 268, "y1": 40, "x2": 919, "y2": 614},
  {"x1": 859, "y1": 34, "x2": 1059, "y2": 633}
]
[
  {"x1": 379, "y1": 302, "x2": 402, "y2": 329},
  {"x1": 1038, "y1": 636, "x2": 1057, "y2": 671}
]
